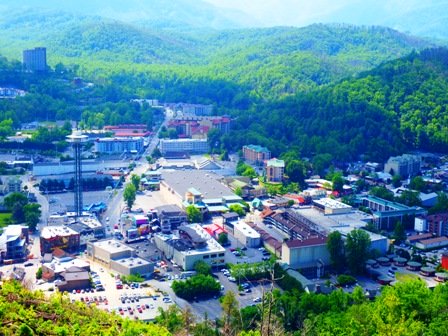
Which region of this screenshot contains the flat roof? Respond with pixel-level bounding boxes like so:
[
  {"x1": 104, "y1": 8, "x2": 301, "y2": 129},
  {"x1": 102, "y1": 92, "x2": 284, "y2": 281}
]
[
  {"x1": 113, "y1": 257, "x2": 152, "y2": 268},
  {"x1": 234, "y1": 221, "x2": 261, "y2": 239},
  {"x1": 92, "y1": 239, "x2": 133, "y2": 254},
  {"x1": 313, "y1": 198, "x2": 352, "y2": 210},
  {"x1": 162, "y1": 170, "x2": 236, "y2": 200},
  {"x1": 41, "y1": 226, "x2": 78, "y2": 239},
  {"x1": 43, "y1": 258, "x2": 90, "y2": 274}
]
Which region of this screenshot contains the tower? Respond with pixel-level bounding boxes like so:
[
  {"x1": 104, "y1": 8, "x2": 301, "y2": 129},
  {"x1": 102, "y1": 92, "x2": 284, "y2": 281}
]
[{"x1": 66, "y1": 130, "x2": 88, "y2": 217}]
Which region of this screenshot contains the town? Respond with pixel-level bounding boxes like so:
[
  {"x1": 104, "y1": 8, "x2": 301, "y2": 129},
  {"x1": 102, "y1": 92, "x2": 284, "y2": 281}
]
[{"x1": 2, "y1": 46, "x2": 448, "y2": 325}]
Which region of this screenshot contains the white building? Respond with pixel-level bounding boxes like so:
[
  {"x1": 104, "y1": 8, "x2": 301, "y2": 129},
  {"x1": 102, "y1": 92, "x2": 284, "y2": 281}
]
[
  {"x1": 94, "y1": 137, "x2": 144, "y2": 154},
  {"x1": 153, "y1": 224, "x2": 226, "y2": 271},
  {"x1": 281, "y1": 237, "x2": 330, "y2": 269},
  {"x1": 234, "y1": 221, "x2": 261, "y2": 248},
  {"x1": 159, "y1": 139, "x2": 209, "y2": 155}
]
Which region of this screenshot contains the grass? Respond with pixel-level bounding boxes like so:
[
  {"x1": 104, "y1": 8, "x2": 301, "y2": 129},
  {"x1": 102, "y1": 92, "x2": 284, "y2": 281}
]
[
  {"x1": 395, "y1": 272, "x2": 419, "y2": 282},
  {"x1": 0, "y1": 213, "x2": 13, "y2": 228}
]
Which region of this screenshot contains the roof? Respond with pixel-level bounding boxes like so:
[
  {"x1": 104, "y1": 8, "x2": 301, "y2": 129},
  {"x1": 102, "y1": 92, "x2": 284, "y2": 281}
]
[
  {"x1": 244, "y1": 144, "x2": 270, "y2": 153},
  {"x1": 222, "y1": 212, "x2": 238, "y2": 219},
  {"x1": 285, "y1": 237, "x2": 327, "y2": 248},
  {"x1": 408, "y1": 233, "x2": 434, "y2": 242},
  {"x1": 41, "y1": 226, "x2": 78, "y2": 239},
  {"x1": 266, "y1": 158, "x2": 285, "y2": 168},
  {"x1": 418, "y1": 236, "x2": 448, "y2": 245}
]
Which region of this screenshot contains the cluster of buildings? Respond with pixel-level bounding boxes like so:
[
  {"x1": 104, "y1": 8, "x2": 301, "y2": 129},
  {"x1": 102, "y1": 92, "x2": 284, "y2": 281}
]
[
  {"x1": 167, "y1": 116, "x2": 230, "y2": 139},
  {"x1": 242, "y1": 144, "x2": 285, "y2": 183},
  {"x1": 0, "y1": 87, "x2": 26, "y2": 99}
]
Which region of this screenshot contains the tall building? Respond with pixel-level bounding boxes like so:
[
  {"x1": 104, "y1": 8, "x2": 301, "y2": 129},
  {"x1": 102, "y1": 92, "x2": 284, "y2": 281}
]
[
  {"x1": 243, "y1": 145, "x2": 271, "y2": 165},
  {"x1": 23, "y1": 47, "x2": 47, "y2": 72},
  {"x1": 265, "y1": 158, "x2": 285, "y2": 182},
  {"x1": 384, "y1": 154, "x2": 421, "y2": 177}
]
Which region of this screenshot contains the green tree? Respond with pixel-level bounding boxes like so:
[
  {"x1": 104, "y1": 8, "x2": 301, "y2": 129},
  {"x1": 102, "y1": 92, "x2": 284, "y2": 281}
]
[
  {"x1": 23, "y1": 203, "x2": 41, "y2": 231},
  {"x1": 221, "y1": 291, "x2": 242, "y2": 336},
  {"x1": 369, "y1": 186, "x2": 395, "y2": 201},
  {"x1": 218, "y1": 232, "x2": 229, "y2": 246},
  {"x1": 186, "y1": 205, "x2": 202, "y2": 223},
  {"x1": 398, "y1": 190, "x2": 422, "y2": 206},
  {"x1": 332, "y1": 173, "x2": 345, "y2": 192},
  {"x1": 123, "y1": 183, "x2": 136, "y2": 209},
  {"x1": 3, "y1": 192, "x2": 28, "y2": 210},
  {"x1": 229, "y1": 204, "x2": 246, "y2": 217},
  {"x1": 345, "y1": 229, "x2": 371, "y2": 274},
  {"x1": 409, "y1": 176, "x2": 426, "y2": 192},
  {"x1": 393, "y1": 221, "x2": 406, "y2": 244},
  {"x1": 131, "y1": 174, "x2": 141, "y2": 190},
  {"x1": 234, "y1": 186, "x2": 243, "y2": 197},
  {"x1": 392, "y1": 174, "x2": 402, "y2": 188},
  {"x1": 194, "y1": 260, "x2": 212, "y2": 276},
  {"x1": 327, "y1": 231, "x2": 345, "y2": 272},
  {"x1": 285, "y1": 159, "x2": 307, "y2": 187}
]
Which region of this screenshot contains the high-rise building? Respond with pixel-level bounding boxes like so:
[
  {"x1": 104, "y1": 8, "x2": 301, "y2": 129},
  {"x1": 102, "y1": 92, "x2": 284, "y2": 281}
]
[{"x1": 23, "y1": 47, "x2": 47, "y2": 72}]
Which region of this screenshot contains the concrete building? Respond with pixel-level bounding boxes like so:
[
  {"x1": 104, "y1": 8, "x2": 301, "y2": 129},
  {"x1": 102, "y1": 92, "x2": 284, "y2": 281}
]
[
  {"x1": 160, "y1": 170, "x2": 243, "y2": 214},
  {"x1": 40, "y1": 226, "x2": 80, "y2": 255},
  {"x1": 94, "y1": 137, "x2": 144, "y2": 154},
  {"x1": 414, "y1": 216, "x2": 427, "y2": 232},
  {"x1": 23, "y1": 47, "x2": 47, "y2": 71},
  {"x1": 167, "y1": 116, "x2": 230, "y2": 138},
  {"x1": 86, "y1": 239, "x2": 154, "y2": 277},
  {"x1": 416, "y1": 236, "x2": 448, "y2": 250},
  {"x1": 313, "y1": 198, "x2": 352, "y2": 215},
  {"x1": 384, "y1": 154, "x2": 421, "y2": 177},
  {"x1": 281, "y1": 237, "x2": 330, "y2": 270},
  {"x1": 160, "y1": 139, "x2": 209, "y2": 156},
  {"x1": 426, "y1": 213, "x2": 448, "y2": 237},
  {"x1": 242, "y1": 145, "x2": 271, "y2": 165},
  {"x1": 119, "y1": 213, "x2": 150, "y2": 242},
  {"x1": 362, "y1": 195, "x2": 427, "y2": 231},
  {"x1": 233, "y1": 221, "x2": 261, "y2": 248},
  {"x1": 68, "y1": 223, "x2": 95, "y2": 247},
  {"x1": 42, "y1": 257, "x2": 91, "y2": 281},
  {"x1": 153, "y1": 224, "x2": 226, "y2": 271},
  {"x1": 33, "y1": 160, "x2": 128, "y2": 176},
  {"x1": 55, "y1": 266, "x2": 90, "y2": 291},
  {"x1": 1, "y1": 178, "x2": 22, "y2": 194},
  {"x1": 155, "y1": 204, "x2": 187, "y2": 233},
  {"x1": 0, "y1": 225, "x2": 29, "y2": 263},
  {"x1": 265, "y1": 158, "x2": 285, "y2": 183}
]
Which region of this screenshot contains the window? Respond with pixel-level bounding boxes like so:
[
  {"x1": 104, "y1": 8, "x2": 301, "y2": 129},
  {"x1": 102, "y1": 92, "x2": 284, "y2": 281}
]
[
  {"x1": 203, "y1": 255, "x2": 209, "y2": 259},
  {"x1": 211, "y1": 254, "x2": 217, "y2": 258}
]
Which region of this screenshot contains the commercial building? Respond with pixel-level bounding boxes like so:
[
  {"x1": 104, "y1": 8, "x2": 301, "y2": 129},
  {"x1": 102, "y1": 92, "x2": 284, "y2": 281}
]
[
  {"x1": 23, "y1": 47, "x2": 47, "y2": 71},
  {"x1": 233, "y1": 221, "x2": 261, "y2": 248},
  {"x1": 155, "y1": 204, "x2": 187, "y2": 233},
  {"x1": 384, "y1": 154, "x2": 421, "y2": 177},
  {"x1": 67, "y1": 223, "x2": 95, "y2": 247},
  {"x1": 426, "y1": 213, "x2": 448, "y2": 237},
  {"x1": 265, "y1": 158, "x2": 285, "y2": 183},
  {"x1": 94, "y1": 137, "x2": 144, "y2": 154},
  {"x1": 153, "y1": 224, "x2": 226, "y2": 271},
  {"x1": 42, "y1": 257, "x2": 91, "y2": 281},
  {"x1": 86, "y1": 239, "x2": 154, "y2": 277},
  {"x1": 167, "y1": 116, "x2": 230, "y2": 138},
  {"x1": 0, "y1": 225, "x2": 29, "y2": 263},
  {"x1": 119, "y1": 213, "x2": 150, "y2": 242},
  {"x1": 159, "y1": 139, "x2": 209, "y2": 155},
  {"x1": 313, "y1": 198, "x2": 352, "y2": 215},
  {"x1": 242, "y1": 145, "x2": 271, "y2": 165},
  {"x1": 40, "y1": 226, "x2": 80, "y2": 255},
  {"x1": 415, "y1": 236, "x2": 448, "y2": 250},
  {"x1": 362, "y1": 195, "x2": 427, "y2": 231},
  {"x1": 55, "y1": 266, "x2": 91, "y2": 291},
  {"x1": 160, "y1": 170, "x2": 243, "y2": 215},
  {"x1": 281, "y1": 237, "x2": 330, "y2": 270},
  {"x1": 103, "y1": 124, "x2": 151, "y2": 138}
]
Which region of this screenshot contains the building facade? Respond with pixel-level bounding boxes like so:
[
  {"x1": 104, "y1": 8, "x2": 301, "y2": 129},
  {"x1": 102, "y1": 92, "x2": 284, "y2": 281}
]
[
  {"x1": 384, "y1": 154, "x2": 421, "y2": 177},
  {"x1": 94, "y1": 137, "x2": 144, "y2": 154},
  {"x1": 265, "y1": 158, "x2": 285, "y2": 182},
  {"x1": 0, "y1": 225, "x2": 29, "y2": 263},
  {"x1": 242, "y1": 145, "x2": 271, "y2": 165},
  {"x1": 40, "y1": 226, "x2": 80, "y2": 255},
  {"x1": 155, "y1": 205, "x2": 187, "y2": 233},
  {"x1": 159, "y1": 139, "x2": 209, "y2": 155},
  {"x1": 23, "y1": 47, "x2": 47, "y2": 71}
]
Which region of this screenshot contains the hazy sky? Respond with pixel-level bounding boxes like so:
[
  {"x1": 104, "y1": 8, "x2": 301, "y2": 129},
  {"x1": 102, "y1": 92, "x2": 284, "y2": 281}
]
[{"x1": 204, "y1": 0, "x2": 356, "y2": 26}]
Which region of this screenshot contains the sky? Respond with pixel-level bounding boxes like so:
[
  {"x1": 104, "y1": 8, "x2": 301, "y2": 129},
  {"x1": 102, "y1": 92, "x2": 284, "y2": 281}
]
[{"x1": 204, "y1": 0, "x2": 358, "y2": 26}]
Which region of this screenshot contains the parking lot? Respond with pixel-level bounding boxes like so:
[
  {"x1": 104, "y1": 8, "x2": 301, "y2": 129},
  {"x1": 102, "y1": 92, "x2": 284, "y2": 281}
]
[{"x1": 46, "y1": 190, "x2": 111, "y2": 214}]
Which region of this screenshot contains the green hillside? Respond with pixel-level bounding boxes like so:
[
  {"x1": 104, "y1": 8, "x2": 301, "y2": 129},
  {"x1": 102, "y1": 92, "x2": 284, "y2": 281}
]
[{"x1": 225, "y1": 47, "x2": 448, "y2": 162}]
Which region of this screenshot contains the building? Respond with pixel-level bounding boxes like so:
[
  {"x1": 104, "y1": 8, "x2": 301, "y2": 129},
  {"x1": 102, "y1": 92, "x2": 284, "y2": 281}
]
[
  {"x1": 67, "y1": 223, "x2": 95, "y2": 247},
  {"x1": 362, "y1": 195, "x2": 427, "y2": 231},
  {"x1": 0, "y1": 225, "x2": 29, "y2": 263},
  {"x1": 233, "y1": 221, "x2": 261, "y2": 248},
  {"x1": 167, "y1": 116, "x2": 230, "y2": 138},
  {"x1": 426, "y1": 213, "x2": 448, "y2": 237},
  {"x1": 265, "y1": 158, "x2": 285, "y2": 183},
  {"x1": 384, "y1": 154, "x2": 421, "y2": 177},
  {"x1": 407, "y1": 233, "x2": 434, "y2": 244},
  {"x1": 76, "y1": 215, "x2": 105, "y2": 239},
  {"x1": 242, "y1": 145, "x2": 271, "y2": 165},
  {"x1": 1, "y1": 178, "x2": 22, "y2": 194},
  {"x1": 226, "y1": 178, "x2": 267, "y2": 199},
  {"x1": 414, "y1": 216, "x2": 427, "y2": 232},
  {"x1": 55, "y1": 266, "x2": 91, "y2": 291},
  {"x1": 104, "y1": 124, "x2": 151, "y2": 138},
  {"x1": 42, "y1": 257, "x2": 91, "y2": 281},
  {"x1": 160, "y1": 170, "x2": 243, "y2": 215},
  {"x1": 153, "y1": 224, "x2": 226, "y2": 271},
  {"x1": 281, "y1": 237, "x2": 330, "y2": 270},
  {"x1": 23, "y1": 47, "x2": 47, "y2": 71},
  {"x1": 40, "y1": 226, "x2": 80, "y2": 255},
  {"x1": 415, "y1": 236, "x2": 448, "y2": 250},
  {"x1": 313, "y1": 198, "x2": 352, "y2": 215},
  {"x1": 86, "y1": 239, "x2": 154, "y2": 277},
  {"x1": 155, "y1": 205, "x2": 187, "y2": 233},
  {"x1": 160, "y1": 139, "x2": 209, "y2": 156},
  {"x1": 94, "y1": 137, "x2": 144, "y2": 154},
  {"x1": 120, "y1": 213, "x2": 150, "y2": 242}
]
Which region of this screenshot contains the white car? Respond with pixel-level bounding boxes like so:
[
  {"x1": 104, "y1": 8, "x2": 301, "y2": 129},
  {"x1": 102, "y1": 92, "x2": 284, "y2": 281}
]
[
  {"x1": 228, "y1": 277, "x2": 236, "y2": 282},
  {"x1": 253, "y1": 297, "x2": 262, "y2": 303}
]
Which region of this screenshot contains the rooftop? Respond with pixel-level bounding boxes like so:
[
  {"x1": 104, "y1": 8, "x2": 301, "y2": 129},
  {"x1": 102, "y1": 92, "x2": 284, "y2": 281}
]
[
  {"x1": 285, "y1": 236, "x2": 327, "y2": 248},
  {"x1": 313, "y1": 198, "x2": 352, "y2": 210},
  {"x1": 234, "y1": 221, "x2": 261, "y2": 239},
  {"x1": 92, "y1": 239, "x2": 133, "y2": 254},
  {"x1": 41, "y1": 226, "x2": 78, "y2": 239},
  {"x1": 244, "y1": 144, "x2": 270, "y2": 153},
  {"x1": 266, "y1": 158, "x2": 285, "y2": 168},
  {"x1": 162, "y1": 170, "x2": 236, "y2": 200},
  {"x1": 113, "y1": 256, "x2": 152, "y2": 268}
]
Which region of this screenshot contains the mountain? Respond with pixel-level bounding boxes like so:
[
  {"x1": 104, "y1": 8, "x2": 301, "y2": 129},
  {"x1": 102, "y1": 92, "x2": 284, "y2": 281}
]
[
  {"x1": 0, "y1": 0, "x2": 255, "y2": 30},
  {"x1": 225, "y1": 47, "x2": 448, "y2": 162}
]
